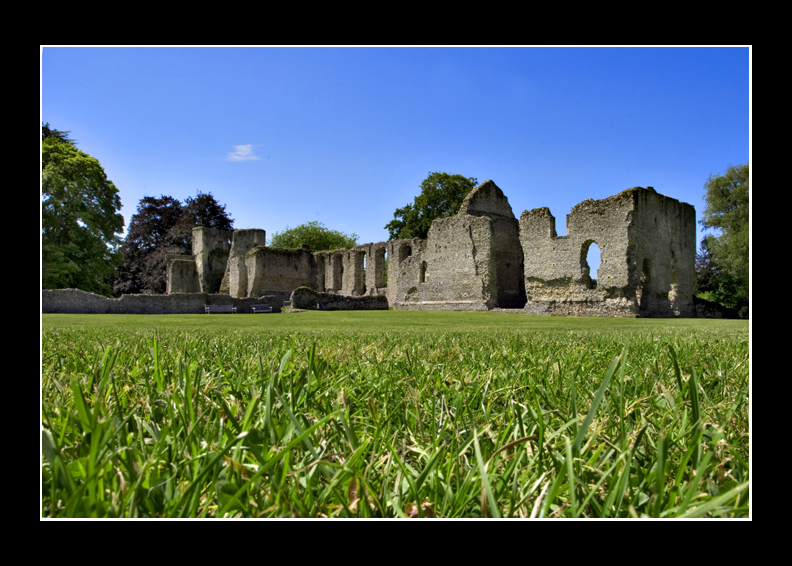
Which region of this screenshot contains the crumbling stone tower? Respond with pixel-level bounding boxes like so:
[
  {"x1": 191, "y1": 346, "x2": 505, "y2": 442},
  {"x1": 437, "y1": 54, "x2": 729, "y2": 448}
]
[
  {"x1": 167, "y1": 226, "x2": 232, "y2": 295},
  {"x1": 219, "y1": 229, "x2": 266, "y2": 297},
  {"x1": 520, "y1": 187, "x2": 696, "y2": 317}
]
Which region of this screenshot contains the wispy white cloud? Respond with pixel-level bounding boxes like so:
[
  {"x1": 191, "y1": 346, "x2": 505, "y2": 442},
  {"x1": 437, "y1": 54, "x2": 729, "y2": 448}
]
[{"x1": 227, "y1": 144, "x2": 261, "y2": 161}]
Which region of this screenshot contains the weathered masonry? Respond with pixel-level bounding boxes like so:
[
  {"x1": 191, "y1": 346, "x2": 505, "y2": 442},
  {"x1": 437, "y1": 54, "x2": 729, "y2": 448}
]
[
  {"x1": 166, "y1": 180, "x2": 699, "y2": 317},
  {"x1": 519, "y1": 186, "x2": 696, "y2": 317}
]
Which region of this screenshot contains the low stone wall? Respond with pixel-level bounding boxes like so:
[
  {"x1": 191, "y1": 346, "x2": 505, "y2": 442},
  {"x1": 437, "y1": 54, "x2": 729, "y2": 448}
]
[
  {"x1": 523, "y1": 298, "x2": 638, "y2": 318},
  {"x1": 291, "y1": 286, "x2": 388, "y2": 311},
  {"x1": 394, "y1": 300, "x2": 490, "y2": 311},
  {"x1": 42, "y1": 289, "x2": 283, "y2": 314}
]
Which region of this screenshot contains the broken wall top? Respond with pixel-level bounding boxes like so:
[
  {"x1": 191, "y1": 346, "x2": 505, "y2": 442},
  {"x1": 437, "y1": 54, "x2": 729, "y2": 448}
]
[{"x1": 458, "y1": 179, "x2": 516, "y2": 220}]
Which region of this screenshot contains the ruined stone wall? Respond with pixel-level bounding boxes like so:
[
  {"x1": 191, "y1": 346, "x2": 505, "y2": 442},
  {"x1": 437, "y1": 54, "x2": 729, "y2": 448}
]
[
  {"x1": 491, "y1": 217, "x2": 527, "y2": 308},
  {"x1": 627, "y1": 189, "x2": 697, "y2": 317},
  {"x1": 291, "y1": 286, "x2": 388, "y2": 310},
  {"x1": 390, "y1": 180, "x2": 525, "y2": 311},
  {"x1": 166, "y1": 255, "x2": 199, "y2": 294},
  {"x1": 371, "y1": 243, "x2": 390, "y2": 294},
  {"x1": 151, "y1": 179, "x2": 699, "y2": 318},
  {"x1": 335, "y1": 248, "x2": 365, "y2": 296},
  {"x1": 314, "y1": 246, "x2": 369, "y2": 296},
  {"x1": 520, "y1": 187, "x2": 696, "y2": 317},
  {"x1": 245, "y1": 245, "x2": 315, "y2": 301},
  {"x1": 460, "y1": 181, "x2": 525, "y2": 309},
  {"x1": 352, "y1": 242, "x2": 389, "y2": 296},
  {"x1": 219, "y1": 228, "x2": 266, "y2": 297},
  {"x1": 192, "y1": 226, "x2": 232, "y2": 294},
  {"x1": 405, "y1": 216, "x2": 492, "y2": 310},
  {"x1": 520, "y1": 192, "x2": 635, "y2": 316},
  {"x1": 43, "y1": 289, "x2": 123, "y2": 314},
  {"x1": 42, "y1": 288, "x2": 283, "y2": 314},
  {"x1": 385, "y1": 238, "x2": 426, "y2": 308}
]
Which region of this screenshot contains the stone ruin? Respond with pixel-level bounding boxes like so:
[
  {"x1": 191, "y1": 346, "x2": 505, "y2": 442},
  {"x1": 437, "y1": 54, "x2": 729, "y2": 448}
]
[{"x1": 166, "y1": 180, "x2": 700, "y2": 317}]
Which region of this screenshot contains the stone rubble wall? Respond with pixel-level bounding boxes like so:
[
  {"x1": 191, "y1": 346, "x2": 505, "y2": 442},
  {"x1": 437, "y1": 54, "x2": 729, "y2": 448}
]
[
  {"x1": 627, "y1": 189, "x2": 697, "y2": 317},
  {"x1": 245, "y1": 245, "x2": 314, "y2": 299},
  {"x1": 98, "y1": 180, "x2": 709, "y2": 317},
  {"x1": 219, "y1": 228, "x2": 266, "y2": 296},
  {"x1": 519, "y1": 187, "x2": 697, "y2": 318},
  {"x1": 192, "y1": 226, "x2": 233, "y2": 294},
  {"x1": 42, "y1": 289, "x2": 283, "y2": 314},
  {"x1": 290, "y1": 286, "x2": 388, "y2": 311},
  {"x1": 166, "y1": 257, "x2": 200, "y2": 294},
  {"x1": 387, "y1": 180, "x2": 526, "y2": 311}
]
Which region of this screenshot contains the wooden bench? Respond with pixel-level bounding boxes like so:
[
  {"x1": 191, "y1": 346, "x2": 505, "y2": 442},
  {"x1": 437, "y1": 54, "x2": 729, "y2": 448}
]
[
  {"x1": 251, "y1": 304, "x2": 273, "y2": 313},
  {"x1": 205, "y1": 304, "x2": 236, "y2": 314}
]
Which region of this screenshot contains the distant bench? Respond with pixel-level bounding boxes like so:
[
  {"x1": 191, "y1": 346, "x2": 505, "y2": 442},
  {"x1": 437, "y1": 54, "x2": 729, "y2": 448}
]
[
  {"x1": 251, "y1": 304, "x2": 273, "y2": 313},
  {"x1": 205, "y1": 304, "x2": 236, "y2": 314}
]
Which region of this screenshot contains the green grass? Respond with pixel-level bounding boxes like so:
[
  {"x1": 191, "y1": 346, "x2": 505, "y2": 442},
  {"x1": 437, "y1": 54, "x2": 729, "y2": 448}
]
[{"x1": 41, "y1": 312, "x2": 749, "y2": 518}]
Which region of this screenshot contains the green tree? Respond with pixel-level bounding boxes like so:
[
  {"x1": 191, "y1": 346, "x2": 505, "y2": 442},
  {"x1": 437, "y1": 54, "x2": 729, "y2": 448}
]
[
  {"x1": 269, "y1": 221, "x2": 358, "y2": 252},
  {"x1": 699, "y1": 162, "x2": 749, "y2": 317},
  {"x1": 41, "y1": 122, "x2": 76, "y2": 146},
  {"x1": 385, "y1": 172, "x2": 478, "y2": 240},
  {"x1": 42, "y1": 126, "x2": 124, "y2": 295}
]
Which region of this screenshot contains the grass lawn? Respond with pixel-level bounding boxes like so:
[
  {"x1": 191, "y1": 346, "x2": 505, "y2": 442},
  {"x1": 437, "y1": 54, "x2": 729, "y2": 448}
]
[
  {"x1": 41, "y1": 312, "x2": 750, "y2": 518},
  {"x1": 42, "y1": 309, "x2": 748, "y2": 333}
]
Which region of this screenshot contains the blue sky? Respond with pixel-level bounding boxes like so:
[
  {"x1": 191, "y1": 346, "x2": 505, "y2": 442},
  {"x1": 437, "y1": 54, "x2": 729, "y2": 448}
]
[{"x1": 41, "y1": 47, "x2": 750, "y2": 274}]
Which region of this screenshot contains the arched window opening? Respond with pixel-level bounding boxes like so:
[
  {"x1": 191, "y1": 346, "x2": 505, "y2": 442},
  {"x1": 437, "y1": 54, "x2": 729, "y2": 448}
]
[
  {"x1": 375, "y1": 248, "x2": 387, "y2": 288},
  {"x1": 332, "y1": 254, "x2": 343, "y2": 291},
  {"x1": 420, "y1": 261, "x2": 427, "y2": 283},
  {"x1": 399, "y1": 243, "x2": 412, "y2": 264},
  {"x1": 580, "y1": 240, "x2": 601, "y2": 290}
]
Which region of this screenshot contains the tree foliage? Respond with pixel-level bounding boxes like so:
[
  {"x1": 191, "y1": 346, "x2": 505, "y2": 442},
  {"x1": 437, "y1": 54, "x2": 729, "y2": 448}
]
[
  {"x1": 113, "y1": 192, "x2": 233, "y2": 295},
  {"x1": 269, "y1": 221, "x2": 358, "y2": 252},
  {"x1": 41, "y1": 122, "x2": 76, "y2": 146},
  {"x1": 385, "y1": 172, "x2": 478, "y2": 240},
  {"x1": 42, "y1": 125, "x2": 124, "y2": 295},
  {"x1": 698, "y1": 162, "x2": 749, "y2": 317}
]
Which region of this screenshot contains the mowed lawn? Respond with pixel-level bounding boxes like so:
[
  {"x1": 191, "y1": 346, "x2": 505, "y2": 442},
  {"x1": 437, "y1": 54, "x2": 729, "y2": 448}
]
[
  {"x1": 41, "y1": 311, "x2": 750, "y2": 518},
  {"x1": 41, "y1": 309, "x2": 748, "y2": 332}
]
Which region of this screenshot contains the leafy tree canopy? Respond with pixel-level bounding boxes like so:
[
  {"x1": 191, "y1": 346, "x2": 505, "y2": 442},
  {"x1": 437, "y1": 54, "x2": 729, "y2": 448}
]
[
  {"x1": 113, "y1": 192, "x2": 233, "y2": 295},
  {"x1": 698, "y1": 162, "x2": 749, "y2": 317},
  {"x1": 269, "y1": 221, "x2": 358, "y2": 252},
  {"x1": 42, "y1": 125, "x2": 124, "y2": 295},
  {"x1": 42, "y1": 122, "x2": 76, "y2": 147},
  {"x1": 385, "y1": 172, "x2": 478, "y2": 240}
]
